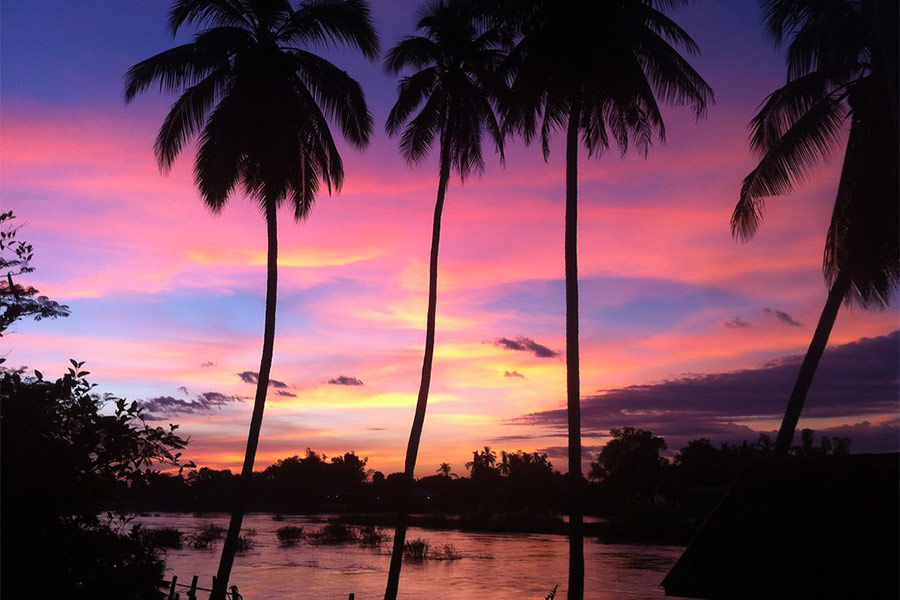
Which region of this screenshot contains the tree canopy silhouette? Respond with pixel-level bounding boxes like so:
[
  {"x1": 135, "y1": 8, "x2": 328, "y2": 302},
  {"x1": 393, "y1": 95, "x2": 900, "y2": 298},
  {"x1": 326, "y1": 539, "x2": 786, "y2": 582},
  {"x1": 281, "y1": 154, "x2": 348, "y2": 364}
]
[
  {"x1": 0, "y1": 211, "x2": 70, "y2": 339},
  {"x1": 1, "y1": 364, "x2": 191, "y2": 600}
]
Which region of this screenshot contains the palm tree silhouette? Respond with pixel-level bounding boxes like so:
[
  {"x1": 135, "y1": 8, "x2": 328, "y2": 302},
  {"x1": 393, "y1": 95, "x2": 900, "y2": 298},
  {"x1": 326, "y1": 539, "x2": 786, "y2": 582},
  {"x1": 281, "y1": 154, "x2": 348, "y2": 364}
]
[
  {"x1": 465, "y1": 445, "x2": 498, "y2": 474},
  {"x1": 732, "y1": 0, "x2": 898, "y2": 457},
  {"x1": 382, "y1": 3, "x2": 503, "y2": 597},
  {"x1": 436, "y1": 462, "x2": 455, "y2": 477},
  {"x1": 502, "y1": 2, "x2": 712, "y2": 597},
  {"x1": 124, "y1": 1, "x2": 378, "y2": 596}
]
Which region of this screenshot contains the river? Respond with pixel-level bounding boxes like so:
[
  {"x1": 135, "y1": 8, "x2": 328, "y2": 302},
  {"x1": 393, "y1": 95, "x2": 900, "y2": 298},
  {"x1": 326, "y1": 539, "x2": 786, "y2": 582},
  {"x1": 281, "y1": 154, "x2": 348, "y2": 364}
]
[{"x1": 136, "y1": 513, "x2": 685, "y2": 599}]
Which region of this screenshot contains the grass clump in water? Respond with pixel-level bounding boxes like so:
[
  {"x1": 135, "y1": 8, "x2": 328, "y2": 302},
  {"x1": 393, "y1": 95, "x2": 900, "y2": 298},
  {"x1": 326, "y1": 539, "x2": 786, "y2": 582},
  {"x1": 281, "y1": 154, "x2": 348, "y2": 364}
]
[
  {"x1": 188, "y1": 524, "x2": 226, "y2": 549},
  {"x1": 307, "y1": 519, "x2": 357, "y2": 544},
  {"x1": 357, "y1": 524, "x2": 386, "y2": 547},
  {"x1": 235, "y1": 535, "x2": 253, "y2": 553},
  {"x1": 146, "y1": 526, "x2": 183, "y2": 549},
  {"x1": 276, "y1": 525, "x2": 304, "y2": 546},
  {"x1": 403, "y1": 538, "x2": 428, "y2": 562}
]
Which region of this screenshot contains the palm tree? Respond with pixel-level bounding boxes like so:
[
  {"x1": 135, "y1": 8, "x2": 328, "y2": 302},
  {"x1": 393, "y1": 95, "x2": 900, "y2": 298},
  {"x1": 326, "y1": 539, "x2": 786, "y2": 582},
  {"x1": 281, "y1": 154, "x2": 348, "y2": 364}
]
[
  {"x1": 501, "y1": 2, "x2": 712, "y2": 597},
  {"x1": 436, "y1": 462, "x2": 455, "y2": 477},
  {"x1": 124, "y1": 1, "x2": 378, "y2": 596},
  {"x1": 382, "y1": 4, "x2": 504, "y2": 597},
  {"x1": 732, "y1": 0, "x2": 898, "y2": 457}
]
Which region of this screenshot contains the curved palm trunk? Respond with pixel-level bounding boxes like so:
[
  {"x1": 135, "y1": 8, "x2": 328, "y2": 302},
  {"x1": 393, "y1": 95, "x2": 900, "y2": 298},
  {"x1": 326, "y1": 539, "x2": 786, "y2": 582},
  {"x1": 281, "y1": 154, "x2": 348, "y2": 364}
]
[
  {"x1": 212, "y1": 201, "x2": 279, "y2": 600},
  {"x1": 773, "y1": 267, "x2": 852, "y2": 456},
  {"x1": 565, "y1": 105, "x2": 584, "y2": 600},
  {"x1": 383, "y1": 140, "x2": 452, "y2": 600}
]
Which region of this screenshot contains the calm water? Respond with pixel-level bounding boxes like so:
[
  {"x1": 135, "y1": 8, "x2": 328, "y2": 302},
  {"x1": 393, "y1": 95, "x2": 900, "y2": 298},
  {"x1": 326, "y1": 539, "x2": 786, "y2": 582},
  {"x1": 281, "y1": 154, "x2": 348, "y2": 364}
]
[{"x1": 137, "y1": 513, "x2": 685, "y2": 600}]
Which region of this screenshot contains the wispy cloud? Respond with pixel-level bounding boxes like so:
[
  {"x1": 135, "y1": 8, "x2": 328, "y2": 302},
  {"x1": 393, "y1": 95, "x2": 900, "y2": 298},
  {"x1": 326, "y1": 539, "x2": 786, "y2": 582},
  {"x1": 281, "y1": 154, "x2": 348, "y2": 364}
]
[
  {"x1": 139, "y1": 391, "x2": 245, "y2": 418},
  {"x1": 237, "y1": 371, "x2": 289, "y2": 388},
  {"x1": 276, "y1": 390, "x2": 297, "y2": 398},
  {"x1": 493, "y1": 336, "x2": 559, "y2": 358},
  {"x1": 201, "y1": 361, "x2": 214, "y2": 368},
  {"x1": 505, "y1": 370, "x2": 526, "y2": 379},
  {"x1": 763, "y1": 308, "x2": 801, "y2": 327},
  {"x1": 725, "y1": 317, "x2": 752, "y2": 329},
  {"x1": 327, "y1": 375, "x2": 365, "y2": 386}
]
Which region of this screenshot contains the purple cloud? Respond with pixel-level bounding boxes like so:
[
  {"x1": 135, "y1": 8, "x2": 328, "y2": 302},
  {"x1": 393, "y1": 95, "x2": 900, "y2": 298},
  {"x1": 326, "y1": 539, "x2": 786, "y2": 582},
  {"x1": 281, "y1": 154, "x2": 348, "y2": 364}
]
[
  {"x1": 237, "y1": 371, "x2": 289, "y2": 388},
  {"x1": 493, "y1": 336, "x2": 559, "y2": 358},
  {"x1": 139, "y1": 391, "x2": 245, "y2": 417},
  {"x1": 725, "y1": 317, "x2": 752, "y2": 329},
  {"x1": 517, "y1": 331, "x2": 899, "y2": 453},
  {"x1": 327, "y1": 375, "x2": 365, "y2": 386},
  {"x1": 763, "y1": 308, "x2": 801, "y2": 327}
]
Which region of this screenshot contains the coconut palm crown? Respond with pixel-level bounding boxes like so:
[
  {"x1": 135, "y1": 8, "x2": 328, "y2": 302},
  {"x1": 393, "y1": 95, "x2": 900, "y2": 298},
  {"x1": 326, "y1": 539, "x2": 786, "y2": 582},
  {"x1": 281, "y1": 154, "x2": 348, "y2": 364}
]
[
  {"x1": 733, "y1": 0, "x2": 898, "y2": 306},
  {"x1": 124, "y1": 1, "x2": 378, "y2": 597},
  {"x1": 125, "y1": 0, "x2": 378, "y2": 216},
  {"x1": 385, "y1": 0, "x2": 505, "y2": 175}
]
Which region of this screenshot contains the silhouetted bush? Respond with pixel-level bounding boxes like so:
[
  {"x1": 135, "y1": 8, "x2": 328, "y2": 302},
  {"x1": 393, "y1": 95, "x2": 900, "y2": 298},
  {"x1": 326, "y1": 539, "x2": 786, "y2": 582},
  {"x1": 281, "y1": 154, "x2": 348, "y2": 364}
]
[{"x1": 0, "y1": 367, "x2": 190, "y2": 600}]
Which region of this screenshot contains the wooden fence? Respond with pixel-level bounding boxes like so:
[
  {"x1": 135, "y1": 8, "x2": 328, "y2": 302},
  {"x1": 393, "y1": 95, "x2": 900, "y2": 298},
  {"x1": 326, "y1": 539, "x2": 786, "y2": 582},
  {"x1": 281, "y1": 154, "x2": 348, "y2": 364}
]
[{"x1": 161, "y1": 576, "x2": 356, "y2": 600}]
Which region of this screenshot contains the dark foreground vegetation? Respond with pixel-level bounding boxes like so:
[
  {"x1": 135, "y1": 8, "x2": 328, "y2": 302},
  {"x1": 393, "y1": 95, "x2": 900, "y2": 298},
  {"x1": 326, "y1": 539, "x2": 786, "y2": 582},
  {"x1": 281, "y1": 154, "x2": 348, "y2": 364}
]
[
  {"x1": 115, "y1": 427, "x2": 851, "y2": 544},
  {"x1": 0, "y1": 367, "x2": 192, "y2": 600}
]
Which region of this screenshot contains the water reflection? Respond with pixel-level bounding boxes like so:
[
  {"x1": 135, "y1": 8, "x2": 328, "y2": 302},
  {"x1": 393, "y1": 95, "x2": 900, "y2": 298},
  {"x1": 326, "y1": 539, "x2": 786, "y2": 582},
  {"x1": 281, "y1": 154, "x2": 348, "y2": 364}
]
[{"x1": 138, "y1": 513, "x2": 684, "y2": 599}]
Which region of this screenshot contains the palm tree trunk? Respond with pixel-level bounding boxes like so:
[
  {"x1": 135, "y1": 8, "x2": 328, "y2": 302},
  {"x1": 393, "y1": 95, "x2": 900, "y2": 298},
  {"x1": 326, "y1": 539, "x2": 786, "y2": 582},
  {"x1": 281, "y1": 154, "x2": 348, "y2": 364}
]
[
  {"x1": 212, "y1": 200, "x2": 279, "y2": 600},
  {"x1": 383, "y1": 138, "x2": 452, "y2": 600},
  {"x1": 773, "y1": 267, "x2": 852, "y2": 456},
  {"x1": 565, "y1": 104, "x2": 584, "y2": 600}
]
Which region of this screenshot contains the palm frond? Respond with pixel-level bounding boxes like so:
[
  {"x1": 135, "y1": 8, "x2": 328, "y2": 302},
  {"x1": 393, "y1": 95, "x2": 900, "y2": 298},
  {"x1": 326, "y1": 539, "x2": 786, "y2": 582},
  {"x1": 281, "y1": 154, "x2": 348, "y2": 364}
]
[
  {"x1": 398, "y1": 90, "x2": 444, "y2": 163},
  {"x1": 168, "y1": 0, "x2": 253, "y2": 35},
  {"x1": 383, "y1": 36, "x2": 439, "y2": 73},
  {"x1": 283, "y1": 0, "x2": 379, "y2": 60},
  {"x1": 386, "y1": 68, "x2": 440, "y2": 136},
  {"x1": 733, "y1": 92, "x2": 847, "y2": 241},
  {"x1": 124, "y1": 28, "x2": 250, "y2": 102},
  {"x1": 155, "y1": 69, "x2": 228, "y2": 171},
  {"x1": 290, "y1": 49, "x2": 373, "y2": 148},
  {"x1": 824, "y1": 80, "x2": 899, "y2": 306}
]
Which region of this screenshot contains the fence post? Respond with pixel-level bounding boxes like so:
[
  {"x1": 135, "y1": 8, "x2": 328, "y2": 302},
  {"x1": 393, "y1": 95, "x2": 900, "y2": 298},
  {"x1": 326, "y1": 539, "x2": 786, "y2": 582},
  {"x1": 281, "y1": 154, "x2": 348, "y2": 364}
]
[
  {"x1": 187, "y1": 575, "x2": 199, "y2": 600},
  {"x1": 349, "y1": 594, "x2": 355, "y2": 600},
  {"x1": 168, "y1": 576, "x2": 178, "y2": 600}
]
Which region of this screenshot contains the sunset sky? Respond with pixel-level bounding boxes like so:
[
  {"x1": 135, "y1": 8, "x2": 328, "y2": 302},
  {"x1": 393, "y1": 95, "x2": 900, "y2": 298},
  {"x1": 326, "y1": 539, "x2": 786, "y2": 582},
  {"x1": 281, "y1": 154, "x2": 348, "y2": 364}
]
[{"x1": 2, "y1": 0, "x2": 897, "y2": 476}]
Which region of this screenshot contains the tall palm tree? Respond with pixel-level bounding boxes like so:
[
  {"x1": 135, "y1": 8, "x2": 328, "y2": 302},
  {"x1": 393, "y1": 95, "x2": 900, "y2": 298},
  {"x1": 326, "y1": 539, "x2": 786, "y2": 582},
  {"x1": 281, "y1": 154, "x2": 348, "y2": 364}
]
[
  {"x1": 502, "y1": 2, "x2": 712, "y2": 597},
  {"x1": 124, "y1": 1, "x2": 378, "y2": 596},
  {"x1": 732, "y1": 0, "x2": 898, "y2": 457},
  {"x1": 381, "y1": 2, "x2": 503, "y2": 597}
]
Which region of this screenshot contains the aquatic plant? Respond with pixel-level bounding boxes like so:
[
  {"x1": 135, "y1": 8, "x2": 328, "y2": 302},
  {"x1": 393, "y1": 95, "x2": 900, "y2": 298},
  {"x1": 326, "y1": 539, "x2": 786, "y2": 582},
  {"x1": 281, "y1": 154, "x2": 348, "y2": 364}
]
[
  {"x1": 234, "y1": 535, "x2": 253, "y2": 553},
  {"x1": 429, "y1": 543, "x2": 461, "y2": 561},
  {"x1": 188, "y1": 524, "x2": 227, "y2": 550},
  {"x1": 357, "y1": 525, "x2": 386, "y2": 547},
  {"x1": 403, "y1": 538, "x2": 428, "y2": 562},
  {"x1": 307, "y1": 519, "x2": 357, "y2": 544},
  {"x1": 146, "y1": 526, "x2": 183, "y2": 549},
  {"x1": 276, "y1": 526, "x2": 304, "y2": 546}
]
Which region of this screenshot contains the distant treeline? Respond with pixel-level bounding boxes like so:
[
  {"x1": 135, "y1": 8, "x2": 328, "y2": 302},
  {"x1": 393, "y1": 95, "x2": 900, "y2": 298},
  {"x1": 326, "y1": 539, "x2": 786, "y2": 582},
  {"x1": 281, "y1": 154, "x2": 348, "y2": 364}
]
[{"x1": 115, "y1": 427, "x2": 849, "y2": 542}]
